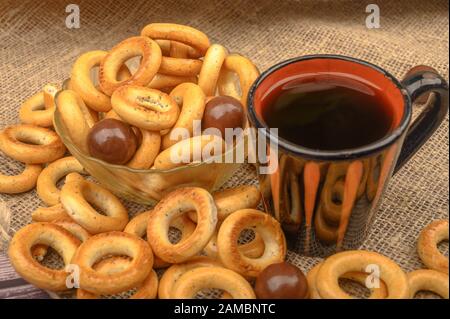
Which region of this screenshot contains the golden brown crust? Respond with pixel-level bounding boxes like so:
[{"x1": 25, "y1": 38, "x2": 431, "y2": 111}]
[
  {"x1": 71, "y1": 231, "x2": 153, "y2": 295},
  {"x1": 147, "y1": 187, "x2": 217, "y2": 263},
  {"x1": 8, "y1": 223, "x2": 81, "y2": 292},
  {"x1": 0, "y1": 163, "x2": 42, "y2": 194},
  {"x1": 217, "y1": 209, "x2": 286, "y2": 277},
  {"x1": 0, "y1": 124, "x2": 66, "y2": 164},
  {"x1": 162, "y1": 83, "x2": 206, "y2": 149},
  {"x1": 141, "y1": 23, "x2": 210, "y2": 56},
  {"x1": 60, "y1": 173, "x2": 129, "y2": 234},
  {"x1": 36, "y1": 156, "x2": 84, "y2": 206},
  {"x1": 158, "y1": 256, "x2": 224, "y2": 299},
  {"x1": 172, "y1": 266, "x2": 255, "y2": 299},
  {"x1": 417, "y1": 220, "x2": 449, "y2": 274},
  {"x1": 316, "y1": 250, "x2": 410, "y2": 299},
  {"x1": 111, "y1": 85, "x2": 179, "y2": 131},
  {"x1": 31, "y1": 203, "x2": 71, "y2": 222},
  {"x1": 99, "y1": 36, "x2": 162, "y2": 95},
  {"x1": 407, "y1": 269, "x2": 449, "y2": 299}
]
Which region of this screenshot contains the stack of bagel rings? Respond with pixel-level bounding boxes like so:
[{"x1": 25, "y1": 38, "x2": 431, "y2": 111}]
[{"x1": 2, "y1": 22, "x2": 448, "y2": 300}]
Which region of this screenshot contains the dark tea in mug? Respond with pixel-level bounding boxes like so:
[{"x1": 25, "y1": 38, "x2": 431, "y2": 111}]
[{"x1": 261, "y1": 73, "x2": 394, "y2": 150}]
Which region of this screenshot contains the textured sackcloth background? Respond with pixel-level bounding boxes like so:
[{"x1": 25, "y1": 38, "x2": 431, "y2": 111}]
[{"x1": 0, "y1": 0, "x2": 448, "y2": 298}]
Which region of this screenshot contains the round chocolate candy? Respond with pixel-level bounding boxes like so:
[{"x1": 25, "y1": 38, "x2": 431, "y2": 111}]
[
  {"x1": 87, "y1": 118, "x2": 138, "y2": 165},
  {"x1": 255, "y1": 262, "x2": 309, "y2": 299},
  {"x1": 202, "y1": 96, "x2": 244, "y2": 137}
]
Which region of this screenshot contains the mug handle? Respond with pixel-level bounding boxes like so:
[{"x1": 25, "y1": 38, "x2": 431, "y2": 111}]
[{"x1": 394, "y1": 65, "x2": 449, "y2": 173}]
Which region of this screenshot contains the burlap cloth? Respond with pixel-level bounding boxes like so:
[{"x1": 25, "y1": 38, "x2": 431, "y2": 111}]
[{"x1": 0, "y1": 0, "x2": 448, "y2": 298}]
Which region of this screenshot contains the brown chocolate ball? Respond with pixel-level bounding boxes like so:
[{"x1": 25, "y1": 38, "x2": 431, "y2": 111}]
[
  {"x1": 255, "y1": 262, "x2": 309, "y2": 299},
  {"x1": 87, "y1": 118, "x2": 138, "y2": 165},
  {"x1": 202, "y1": 96, "x2": 244, "y2": 137}
]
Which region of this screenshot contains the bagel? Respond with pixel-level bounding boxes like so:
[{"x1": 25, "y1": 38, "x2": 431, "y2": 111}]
[
  {"x1": 0, "y1": 163, "x2": 42, "y2": 194},
  {"x1": 158, "y1": 256, "x2": 225, "y2": 299},
  {"x1": 124, "y1": 210, "x2": 196, "y2": 268},
  {"x1": 99, "y1": 36, "x2": 162, "y2": 95},
  {"x1": 111, "y1": 85, "x2": 179, "y2": 131},
  {"x1": 217, "y1": 209, "x2": 286, "y2": 277},
  {"x1": 60, "y1": 173, "x2": 129, "y2": 234},
  {"x1": 198, "y1": 44, "x2": 228, "y2": 96},
  {"x1": 55, "y1": 89, "x2": 96, "y2": 153},
  {"x1": 407, "y1": 269, "x2": 449, "y2": 299},
  {"x1": 76, "y1": 257, "x2": 158, "y2": 299},
  {"x1": 36, "y1": 156, "x2": 84, "y2": 206},
  {"x1": 147, "y1": 187, "x2": 217, "y2": 263},
  {"x1": 19, "y1": 85, "x2": 57, "y2": 127},
  {"x1": 315, "y1": 250, "x2": 410, "y2": 299},
  {"x1": 307, "y1": 262, "x2": 388, "y2": 299},
  {"x1": 172, "y1": 266, "x2": 255, "y2": 299},
  {"x1": 71, "y1": 231, "x2": 153, "y2": 295},
  {"x1": 0, "y1": 124, "x2": 66, "y2": 164},
  {"x1": 141, "y1": 23, "x2": 210, "y2": 56},
  {"x1": 8, "y1": 222, "x2": 81, "y2": 291},
  {"x1": 162, "y1": 83, "x2": 206, "y2": 149},
  {"x1": 417, "y1": 220, "x2": 449, "y2": 274},
  {"x1": 153, "y1": 134, "x2": 225, "y2": 170}
]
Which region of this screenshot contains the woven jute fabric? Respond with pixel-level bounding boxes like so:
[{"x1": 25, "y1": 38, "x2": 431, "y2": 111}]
[{"x1": 0, "y1": 0, "x2": 448, "y2": 298}]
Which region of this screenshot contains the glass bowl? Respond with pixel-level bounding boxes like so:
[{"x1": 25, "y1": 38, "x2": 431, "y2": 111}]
[{"x1": 53, "y1": 90, "x2": 248, "y2": 205}]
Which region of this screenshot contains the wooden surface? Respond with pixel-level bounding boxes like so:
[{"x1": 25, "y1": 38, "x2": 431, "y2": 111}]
[{"x1": 0, "y1": 253, "x2": 49, "y2": 299}]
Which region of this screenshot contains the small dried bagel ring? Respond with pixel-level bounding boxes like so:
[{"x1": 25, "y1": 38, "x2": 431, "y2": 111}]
[
  {"x1": 158, "y1": 256, "x2": 225, "y2": 299},
  {"x1": 36, "y1": 156, "x2": 84, "y2": 206},
  {"x1": 316, "y1": 250, "x2": 410, "y2": 299},
  {"x1": 417, "y1": 220, "x2": 449, "y2": 274},
  {"x1": 0, "y1": 163, "x2": 42, "y2": 194},
  {"x1": 60, "y1": 173, "x2": 129, "y2": 234},
  {"x1": 8, "y1": 222, "x2": 81, "y2": 291},
  {"x1": 19, "y1": 87, "x2": 55, "y2": 127},
  {"x1": 148, "y1": 73, "x2": 197, "y2": 90},
  {"x1": 141, "y1": 23, "x2": 210, "y2": 56},
  {"x1": 111, "y1": 85, "x2": 179, "y2": 131},
  {"x1": 217, "y1": 54, "x2": 259, "y2": 108},
  {"x1": 32, "y1": 218, "x2": 92, "y2": 261},
  {"x1": 104, "y1": 110, "x2": 161, "y2": 169},
  {"x1": 32, "y1": 203, "x2": 71, "y2": 222},
  {"x1": 162, "y1": 83, "x2": 206, "y2": 149},
  {"x1": 204, "y1": 227, "x2": 265, "y2": 259},
  {"x1": 77, "y1": 257, "x2": 158, "y2": 299},
  {"x1": 198, "y1": 44, "x2": 228, "y2": 96},
  {"x1": 172, "y1": 266, "x2": 256, "y2": 299},
  {"x1": 217, "y1": 209, "x2": 286, "y2": 277},
  {"x1": 56, "y1": 89, "x2": 96, "y2": 153},
  {"x1": 407, "y1": 269, "x2": 449, "y2": 299},
  {"x1": 159, "y1": 56, "x2": 203, "y2": 77},
  {"x1": 0, "y1": 125, "x2": 65, "y2": 164},
  {"x1": 307, "y1": 262, "x2": 388, "y2": 299},
  {"x1": 99, "y1": 36, "x2": 162, "y2": 96},
  {"x1": 124, "y1": 210, "x2": 196, "y2": 268},
  {"x1": 188, "y1": 185, "x2": 261, "y2": 222},
  {"x1": 147, "y1": 187, "x2": 217, "y2": 263},
  {"x1": 71, "y1": 231, "x2": 153, "y2": 295},
  {"x1": 154, "y1": 134, "x2": 224, "y2": 170},
  {"x1": 71, "y1": 50, "x2": 132, "y2": 112}
]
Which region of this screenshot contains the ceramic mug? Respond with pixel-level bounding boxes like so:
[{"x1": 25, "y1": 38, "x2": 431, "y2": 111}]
[{"x1": 247, "y1": 55, "x2": 448, "y2": 257}]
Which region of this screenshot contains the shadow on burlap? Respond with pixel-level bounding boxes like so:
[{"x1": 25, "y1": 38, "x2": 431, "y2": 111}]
[{"x1": 0, "y1": 0, "x2": 448, "y2": 298}]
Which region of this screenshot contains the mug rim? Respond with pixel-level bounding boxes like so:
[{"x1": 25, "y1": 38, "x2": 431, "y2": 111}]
[{"x1": 247, "y1": 54, "x2": 412, "y2": 161}]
